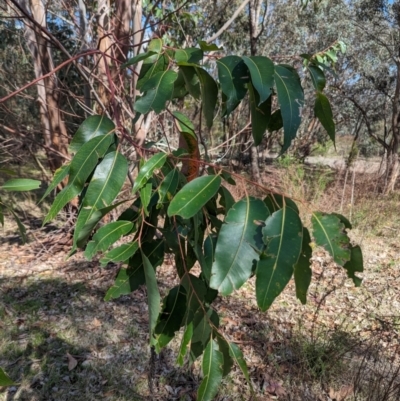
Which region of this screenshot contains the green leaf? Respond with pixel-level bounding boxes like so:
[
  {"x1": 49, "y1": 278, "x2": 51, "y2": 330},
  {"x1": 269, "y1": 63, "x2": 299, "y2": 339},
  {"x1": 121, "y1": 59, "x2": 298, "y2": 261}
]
[
  {"x1": 135, "y1": 70, "x2": 178, "y2": 114},
  {"x1": 343, "y1": 245, "x2": 363, "y2": 287},
  {"x1": 0, "y1": 200, "x2": 4, "y2": 227},
  {"x1": 242, "y1": 56, "x2": 274, "y2": 104},
  {"x1": 216, "y1": 336, "x2": 234, "y2": 377},
  {"x1": 228, "y1": 342, "x2": 253, "y2": 393},
  {"x1": 248, "y1": 83, "x2": 271, "y2": 145},
  {"x1": 44, "y1": 134, "x2": 113, "y2": 224},
  {"x1": 140, "y1": 183, "x2": 152, "y2": 215},
  {"x1": 217, "y1": 56, "x2": 248, "y2": 115},
  {"x1": 196, "y1": 67, "x2": 218, "y2": 128},
  {"x1": 197, "y1": 339, "x2": 223, "y2": 401},
  {"x1": 69, "y1": 115, "x2": 115, "y2": 153},
  {"x1": 100, "y1": 241, "x2": 139, "y2": 267},
  {"x1": 332, "y1": 213, "x2": 352, "y2": 229},
  {"x1": 155, "y1": 285, "x2": 187, "y2": 350},
  {"x1": 311, "y1": 212, "x2": 351, "y2": 265},
  {"x1": 180, "y1": 66, "x2": 201, "y2": 99},
  {"x1": 0, "y1": 367, "x2": 16, "y2": 386},
  {"x1": 314, "y1": 92, "x2": 335, "y2": 144},
  {"x1": 172, "y1": 69, "x2": 188, "y2": 98},
  {"x1": 268, "y1": 109, "x2": 283, "y2": 132},
  {"x1": 218, "y1": 186, "x2": 235, "y2": 214},
  {"x1": 84, "y1": 221, "x2": 133, "y2": 260},
  {"x1": 39, "y1": 163, "x2": 70, "y2": 202},
  {"x1": 142, "y1": 251, "x2": 161, "y2": 346},
  {"x1": 203, "y1": 234, "x2": 217, "y2": 282},
  {"x1": 181, "y1": 274, "x2": 207, "y2": 325},
  {"x1": 274, "y1": 65, "x2": 304, "y2": 153},
  {"x1": 122, "y1": 51, "x2": 156, "y2": 68},
  {"x1": 158, "y1": 168, "x2": 180, "y2": 205},
  {"x1": 177, "y1": 323, "x2": 193, "y2": 366},
  {"x1": 73, "y1": 151, "x2": 128, "y2": 249},
  {"x1": 137, "y1": 54, "x2": 169, "y2": 90},
  {"x1": 264, "y1": 193, "x2": 299, "y2": 214},
  {"x1": 148, "y1": 38, "x2": 163, "y2": 53},
  {"x1": 9, "y1": 207, "x2": 27, "y2": 243},
  {"x1": 168, "y1": 175, "x2": 221, "y2": 219},
  {"x1": 210, "y1": 197, "x2": 270, "y2": 295},
  {"x1": 0, "y1": 178, "x2": 40, "y2": 192},
  {"x1": 175, "y1": 48, "x2": 203, "y2": 64},
  {"x1": 199, "y1": 41, "x2": 221, "y2": 51},
  {"x1": 294, "y1": 227, "x2": 312, "y2": 304},
  {"x1": 256, "y1": 207, "x2": 303, "y2": 311},
  {"x1": 132, "y1": 152, "x2": 168, "y2": 193},
  {"x1": 104, "y1": 240, "x2": 164, "y2": 300},
  {"x1": 308, "y1": 64, "x2": 326, "y2": 91}
]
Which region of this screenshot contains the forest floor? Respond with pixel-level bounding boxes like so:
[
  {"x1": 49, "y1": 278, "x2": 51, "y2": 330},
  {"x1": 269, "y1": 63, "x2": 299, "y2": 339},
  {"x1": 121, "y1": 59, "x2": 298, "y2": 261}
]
[{"x1": 0, "y1": 171, "x2": 400, "y2": 401}]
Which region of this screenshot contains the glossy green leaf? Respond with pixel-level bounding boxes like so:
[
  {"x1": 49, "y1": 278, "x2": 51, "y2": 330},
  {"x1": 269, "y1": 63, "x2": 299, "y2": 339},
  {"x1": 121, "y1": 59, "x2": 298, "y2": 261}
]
[
  {"x1": 172, "y1": 68, "x2": 188, "y2": 98},
  {"x1": 104, "y1": 240, "x2": 164, "y2": 301},
  {"x1": 294, "y1": 227, "x2": 312, "y2": 304},
  {"x1": 256, "y1": 207, "x2": 303, "y2": 311},
  {"x1": 217, "y1": 56, "x2": 248, "y2": 115},
  {"x1": 264, "y1": 193, "x2": 299, "y2": 214},
  {"x1": 242, "y1": 56, "x2": 274, "y2": 104},
  {"x1": 274, "y1": 65, "x2": 304, "y2": 153},
  {"x1": 73, "y1": 151, "x2": 128, "y2": 249},
  {"x1": 210, "y1": 197, "x2": 270, "y2": 295},
  {"x1": 0, "y1": 178, "x2": 40, "y2": 192},
  {"x1": 39, "y1": 163, "x2": 69, "y2": 202},
  {"x1": 311, "y1": 212, "x2": 351, "y2": 265},
  {"x1": 137, "y1": 54, "x2": 169, "y2": 90},
  {"x1": 203, "y1": 234, "x2": 217, "y2": 282},
  {"x1": 132, "y1": 152, "x2": 167, "y2": 193},
  {"x1": 197, "y1": 339, "x2": 223, "y2": 401},
  {"x1": 100, "y1": 241, "x2": 139, "y2": 266},
  {"x1": 218, "y1": 186, "x2": 235, "y2": 214},
  {"x1": 69, "y1": 115, "x2": 115, "y2": 153},
  {"x1": 168, "y1": 175, "x2": 221, "y2": 219},
  {"x1": 135, "y1": 70, "x2": 178, "y2": 114},
  {"x1": 142, "y1": 251, "x2": 161, "y2": 346},
  {"x1": 216, "y1": 335, "x2": 234, "y2": 377},
  {"x1": 181, "y1": 274, "x2": 207, "y2": 324},
  {"x1": 140, "y1": 183, "x2": 152, "y2": 215},
  {"x1": 177, "y1": 322, "x2": 193, "y2": 366},
  {"x1": 343, "y1": 245, "x2": 363, "y2": 287},
  {"x1": 148, "y1": 38, "x2": 163, "y2": 53},
  {"x1": 228, "y1": 342, "x2": 253, "y2": 392},
  {"x1": 84, "y1": 221, "x2": 133, "y2": 260},
  {"x1": 0, "y1": 367, "x2": 16, "y2": 386},
  {"x1": 315, "y1": 91, "x2": 335, "y2": 144},
  {"x1": 199, "y1": 41, "x2": 221, "y2": 51},
  {"x1": 44, "y1": 134, "x2": 113, "y2": 224},
  {"x1": 331, "y1": 213, "x2": 352, "y2": 229},
  {"x1": 158, "y1": 168, "x2": 179, "y2": 205},
  {"x1": 308, "y1": 64, "x2": 326, "y2": 91},
  {"x1": 196, "y1": 67, "x2": 218, "y2": 128},
  {"x1": 175, "y1": 48, "x2": 203, "y2": 64},
  {"x1": 180, "y1": 66, "x2": 201, "y2": 99},
  {"x1": 248, "y1": 83, "x2": 271, "y2": 145},
  {"x1": 155, "y1": 285, "x2": 187, "y2": 350},
  {"x1": 122, "y1": 51, "x2": 156, "y2": 68}
]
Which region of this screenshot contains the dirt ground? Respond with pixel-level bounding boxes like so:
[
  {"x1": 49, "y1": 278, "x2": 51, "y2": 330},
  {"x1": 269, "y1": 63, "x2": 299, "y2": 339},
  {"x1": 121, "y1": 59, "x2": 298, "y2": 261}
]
[{"x1": 0, "y1": 197, "x2": 400, "y2": 400}]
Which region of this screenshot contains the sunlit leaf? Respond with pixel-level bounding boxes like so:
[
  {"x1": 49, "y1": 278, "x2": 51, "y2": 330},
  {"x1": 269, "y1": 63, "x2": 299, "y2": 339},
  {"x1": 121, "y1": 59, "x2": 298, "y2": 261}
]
[
  {"x1": 39, "y1": 163, "x2": 69, "y2": 202},
  {"x1": 132, "y1": 152, "x2": 167, "y2": 193},
  {"x1": 0, "y1": 367, "x2": 16, "y2": 387},
  {"x1": 100, "y1": 241, "x2": 139, "y2": 266},
  {"x1": 0, "y1": 178, "x2": 40, "y2": 192}
]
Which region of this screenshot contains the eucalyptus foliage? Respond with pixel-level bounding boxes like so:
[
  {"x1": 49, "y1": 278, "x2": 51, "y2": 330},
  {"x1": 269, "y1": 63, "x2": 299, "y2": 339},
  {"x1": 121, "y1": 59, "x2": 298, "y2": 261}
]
[{"x1": 45, "y1": 39, "x2": 363, "y2": 400}]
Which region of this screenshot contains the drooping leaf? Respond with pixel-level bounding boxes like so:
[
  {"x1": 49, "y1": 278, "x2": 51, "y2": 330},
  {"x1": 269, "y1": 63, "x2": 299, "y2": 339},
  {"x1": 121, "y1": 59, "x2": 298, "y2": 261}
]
[
  {"x1": 104, "y1": 240, "x2": 164, "y2": 301},
  {"x1": 311, "y1": 212, "x2": 351, "y2": 265},
  {"x1": 175, "y1": 48, "x2": 203, "y2": 64},
  {"x1": 177, "y1": 322, "x2": 193, "y2": 366},
  {"x1": 256, "y1": 207, "x2": 303, "y2": 311},
  {"x1": 343, "y1": 245, "x2": 363, "y2": 287},
  {"x1": 155, "y1": 285, "x2": 187, "y2": 350},
  {"x1": 242, "y1": 56, "x2": 274, "y2": 104},
  {"x1": 0, "y1": 178, "x2": 40, "y2": 192},
  {"x1": 180, "y1": 66, "x2": 201, "y2": 99},
  {"x1": 168, "y1": 175, "x2": 221, "y2": 219},
  {"x1": 39, "y1": 163, "x2": 69, "y2": 202},
  {"x1": 217, "y1": 56, "x2": 248, "y2": 115},
  {"x1": 196, "y1": 67, "x2": 218, "y2": 128},
  {"x1": 218, "y1": 186, "x2": 235, "y2": 214},
  {"x1": 132, "y1": 152, "x2": 168, "y2": 193},
  {"x1": 172, "y1": 68, "x2": 188, "y2": 98},
  {"x1": 331, "y1": 212, "x2": 352, "y2": 229},
  {"x1": 140, "y1": 183, "x2": 152, "y2": 215},
  {"x1": 148, "y1": 38, "x2": 163, "y2": 53},
  {"x1": 142, "y1": 251, "x2": 161, "y2": 346},
  {"x1": 158, "y1": 168, "x2": 180, "y2": 205},
  {"x1": 274, "y1": 65, "x2": 304, "y2": 153},
  {"x1": 197, "y1": 339, "x2": 223, "y2": 401},
  {"x1": 199, "y1": 41, "x2": 221, "y2": 51},
  {"x1": 9, "y1": 207, "x2": 27, "y2": 243},
  {"x1": 0, "y1": 367, "x2": 16, "y2": 386},
  {"x1": 122, "y1": 51, "x2": 156, "y2": 69},
  {"x1": 137, "y1": 54, "x2": 169, "y2": 90},
  {"x1": 181, "y1": 274, "x2": 207, "y2": 324},
  {"x1": 268, "y1": 109, "x2": 283, "y2": 132},
  {"x1": 308, "y1": 64, "x2": 326, "y2": 91},
  {"x1": 44, "y1": 134, "x2": 113, "y2": 224},
  {"x1": 100, "y1": 241, "x2": 139, "y2": 267},
  {"x1": 314, "y1": 91, "x2": 335, "y2": 144},
  {"x1": 264, "y1": 193, "x2": 299, "y2": 214},
  {"x1": 294, "y1": 227, "x2": 312, "y2": 304},
  {"x1": 203, "y1": 234, "x2": 217, "y2": 283},
  {"x1": 84, "y1": 221, "x2": 133, "y2": 260},
  {"x1": 248, "y1": 83, "x2": 271, "y2": 145},
  {"x1": 210, "y1": 197, "x2": 270, "y2": 295},
  {"x1": 135, "y1": 70, "x2": 178, "y2": 114},
  {"x1": 216, "y1": 335, "x2": 234, "y2": 377},
  {"x1": 73, "y1": 151, "x2": 128, "y2": 249},
  {"x1": 69, "y1": 115, "x2": 115, "y2": 153},
  {"x1": 228, "y1": 342, "x2": 253, "y2": 393}
]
